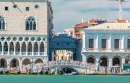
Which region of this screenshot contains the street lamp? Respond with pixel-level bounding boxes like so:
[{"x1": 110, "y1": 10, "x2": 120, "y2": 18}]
[{"x1": 97, "y1": 60, "x2": 102, "y2": 73}]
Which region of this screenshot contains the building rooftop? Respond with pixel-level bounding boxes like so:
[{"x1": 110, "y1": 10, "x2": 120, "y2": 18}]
[
  {"x1": 116, "y1": 20, "x2": 128, "y2": 23},
  {"x1": 83, "y1": 23, "x2": 130, "y2": 30},
  {"x1": 74, "y1": 22, "x2": 93, "y2": 28},
  {"x1": 0, "y1": 0, "x2": 47, "y2": 2}
]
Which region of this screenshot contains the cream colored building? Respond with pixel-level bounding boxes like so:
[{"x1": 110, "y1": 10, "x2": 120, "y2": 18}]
[
  {"x1": 52, "y1": 50, "x2": 73, "y2": 61},
  {"x1": 0, "y1": 0, "x2": 53, "y2": 69}
]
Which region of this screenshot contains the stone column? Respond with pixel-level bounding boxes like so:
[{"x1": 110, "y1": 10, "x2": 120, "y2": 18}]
[
  {"x1": 32, "y1": 43, "x2": 34, "y2": 55},
  {"x1": 108, "y1": 34, "x2": 112, "y2": 51},
  {"x1": 82, "y1": 54, "x2": 86, "y2": 62},
  {"x1": 122, "y1": 57, "x2": 125, "y2": 69},
  {"x1": 96, "y1": 58, "x2": 99, "y2": 67},
  {"x1": 20, "y1": 43, "x2": 22, "y2": 55},
  {"x1": 95, "y1": 34, "x2": 99, "y2": 51},
  {"x1": 14, "y1": 44, "x2": 16, "y2": 55},
  {"x1": 7, "y1": 60, "x2": 10, "y2": 69},
  {"x1": 26, "y1": 43, "x2": 28, "y2": 55},
  {"x1": 38, "y1": 43, "x2": 41, "y2": 55},
  {"x1": 121, "y1": 35, "x2": 124, "y2": 52},
  {"x1": 8, "y1": 45, "x2": 10, "y2": 55},
  {"x1": 82, "y1": 33, "x2": 86, "y2": 51},
  {"x1": 109, "y1": 58, "x2": 112, "y2": 67}
]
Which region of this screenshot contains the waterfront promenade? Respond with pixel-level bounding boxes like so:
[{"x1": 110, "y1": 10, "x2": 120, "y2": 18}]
[{"x1": 0, "y1": 60, "x2": 129, "y2": 75}]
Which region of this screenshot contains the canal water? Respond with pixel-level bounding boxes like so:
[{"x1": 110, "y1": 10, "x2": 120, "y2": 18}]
[{"x1": 0, "y1": 75, "x2": 130, "y2": 83}]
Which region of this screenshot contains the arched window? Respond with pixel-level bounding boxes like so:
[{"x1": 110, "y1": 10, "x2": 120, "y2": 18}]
[
  {"x1": 25, "y1": 17, "x2": 36, "y2": 30},
  {"x1": 1, "y1": 59, "x2": 5, "y2": 67},
  {"x1": 12, "y1": 60, "x2": 16, "y2": 67},
  {"x1": 0, "y1": 17, "x2": 5, "y2": 30},
  {"x1": 87, "y1": 57, "x2": 94, "y2": 64}
]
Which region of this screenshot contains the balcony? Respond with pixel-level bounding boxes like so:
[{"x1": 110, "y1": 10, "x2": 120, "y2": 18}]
[
  {"x1": 125, "y1": 49, "x2": 130, "y2": 52},
  {"x1": 0, "y1": 51, "x2": 45, "y2": 56},
  {"x1": 100, "y1": 48, "x2": 107, "y2": 52},
  {"x1": 114, "y1": 49, "x2": 120, "y2": 52},
  {"x1": 87, "y1": 48, "x2": 95, "y2": 52}
]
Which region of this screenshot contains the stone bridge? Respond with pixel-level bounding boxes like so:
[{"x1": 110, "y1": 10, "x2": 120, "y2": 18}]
[{"x1": 38, "y1": 61, "x2": 96, "y2": 74}]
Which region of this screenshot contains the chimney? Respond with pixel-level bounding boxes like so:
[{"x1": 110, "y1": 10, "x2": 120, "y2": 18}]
[
  {"x1": 82, "y1": 18, "x2": 85, "y2": 23},
  {"x1": 116, "y1": 18, "x2": 118, "y2": 23}
]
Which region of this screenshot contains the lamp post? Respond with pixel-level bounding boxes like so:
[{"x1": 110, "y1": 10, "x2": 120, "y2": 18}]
[{"x1": 97, "y1": 60, "x2": 102, "y2": 73}]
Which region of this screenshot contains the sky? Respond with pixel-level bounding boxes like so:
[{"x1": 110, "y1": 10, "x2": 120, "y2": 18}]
[{"x1": 49, "y1": 0, "x2": 130, "y2": 34}]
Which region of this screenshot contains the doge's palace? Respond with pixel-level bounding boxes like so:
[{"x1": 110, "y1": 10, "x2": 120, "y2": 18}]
[{"x1": 0, "y1": 0, "x2": 53, "y2": 69}]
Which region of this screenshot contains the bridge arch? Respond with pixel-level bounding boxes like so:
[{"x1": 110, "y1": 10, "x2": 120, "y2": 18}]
[{"x1": 58, "y1": 65, "x2": 79, "y2": 73}]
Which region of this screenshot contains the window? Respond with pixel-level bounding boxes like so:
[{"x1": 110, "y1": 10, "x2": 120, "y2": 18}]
[
  {"x1": 13, "y1": 4, "x2": 17, "y2": 8},
  {"x1": 107, "y1": 26, "x2": 109, "y2": 28},
  {"x1": 5, "y1": 7, "x2": 8, "y2": 11},
  {"x1": 56, "y1": 43, "x2": 59, "y2": 46},
  {"x1": 127, "y1": 39, "x2": 130, "y2": 49},
  {"x1": 89, "y1": 39, "x2": 94, "y2": 48},
  {"x1": 114, "y1": 39, "x2": 119, "y2": 49},
  {"x1": 102, "y1": 39, "x2": 107, "y2": 49},
  {"x1": 67, "y1": 43, "x2": 69, "y2": 45},
  {"x1": 1, "y1": 60, "x2": 5, "y2": 67},
  {"x1": 25, "y1": 17, "x2": 36, "y2": 30},
  {"x1": 26, "y1": 7, "x2": 29, "y2": 11},
  {"x1": 35, "y1": 5, "x2": 39, "y2": 9},
  {"x1": 0, "y1": 17, "x2": 5, "y2": 30},
  {"x1": 12, "y1": 60, "x2": 16, "y2": 67}
]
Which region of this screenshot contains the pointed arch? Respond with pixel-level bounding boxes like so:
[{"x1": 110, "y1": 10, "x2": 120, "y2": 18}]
[
  {"x1": 16, "y1": 42, "x2": 20, "y2": 54},
  {"x1": 22, "y1": 58, "x2": 31, "y2": 65},
  {"x1": 34, "y1": 42, "x2": 38, "y2": 52},
  {"x1": 10, "y1": 58, "x2": 19, "y2": 67},
  {"x1": 0, "y1": 16, "x2": 5, "y2": 30},
  {"x1": 35, "y1": 58, "x2": 43, "y2": 64},
  {"x1": 0, "y1": 58, "x2": 7, "y2": 68},
  {"x1": 40, "y1": 42, "x2": 44, "y2": 52},
  {"x1": 25, "y1": 17, "x2": 36, "y2": 30},
  {"x1": 10, "y1": 42, "x2": 14, "y2": 54},
  {"x1": 22, "y1": 42, "x2": 26, "y2": 52},
  {"x1": 28, "y1": 42, "x2": 32, "y2": 55},
  {"x1": 4, "y1": 42, "x2": 8, "y2": 52}
]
